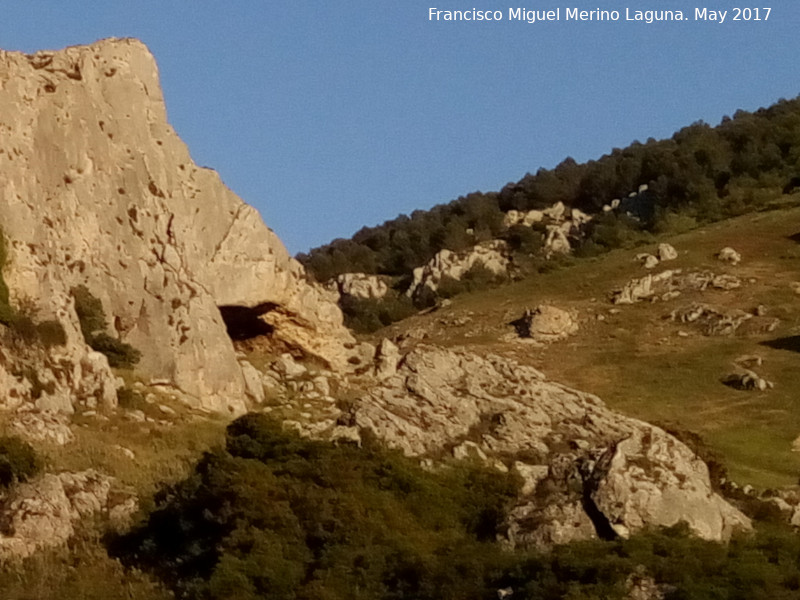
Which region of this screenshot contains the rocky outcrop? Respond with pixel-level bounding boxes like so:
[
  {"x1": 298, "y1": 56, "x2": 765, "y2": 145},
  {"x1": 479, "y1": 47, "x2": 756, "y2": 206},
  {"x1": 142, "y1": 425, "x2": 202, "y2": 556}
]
[
  {"x1": 0, "y1": 470, "x2": 136, "y2": 560},
  {"x1": 611, "y1": 270, "x2": 742, "y2": 305},
  {"x1": 348, "y1": 345, "x2": 750, "y2": 546},
  {"x1": 670, "y1": 303, "x2": 779, "y2": 337},
  {"x1": 722, "y1": 370, "x2": 774, "y2": 391},
  {"x1": 326, "y1": 273, "x2": 389, "y2": 300},
  {"x1": 0, "y1": 39, "x2": 354, "y2": 413},
  {"x1": 407, "y1": 240, "x2": 509, "y2": 299}
]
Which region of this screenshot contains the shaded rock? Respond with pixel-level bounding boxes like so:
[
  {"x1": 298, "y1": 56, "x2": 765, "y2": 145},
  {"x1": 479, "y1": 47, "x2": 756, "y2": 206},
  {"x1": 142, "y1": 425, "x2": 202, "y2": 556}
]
[{"x1": 508, "y1": 501, "x2": 597, "y2": 549}]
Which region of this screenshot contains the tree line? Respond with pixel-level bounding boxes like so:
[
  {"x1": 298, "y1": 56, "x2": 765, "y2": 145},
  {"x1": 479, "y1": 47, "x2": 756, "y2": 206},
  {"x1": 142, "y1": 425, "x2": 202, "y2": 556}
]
[{"x1": 298, "y1": 97, "x2": 800, "y2": 283}]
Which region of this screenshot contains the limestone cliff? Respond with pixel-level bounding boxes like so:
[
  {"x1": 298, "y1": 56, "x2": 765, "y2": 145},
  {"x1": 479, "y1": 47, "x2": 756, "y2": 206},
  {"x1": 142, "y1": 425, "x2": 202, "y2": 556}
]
[{"x1": 0, "y1": 38, "x2": 354, "y2": 413}]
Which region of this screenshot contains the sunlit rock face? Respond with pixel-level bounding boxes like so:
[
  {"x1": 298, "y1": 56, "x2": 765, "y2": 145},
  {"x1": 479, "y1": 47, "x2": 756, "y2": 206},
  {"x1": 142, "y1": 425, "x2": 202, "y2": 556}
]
[{"x1": 0, "y1": 38, "x2": 354, "y2": 413}]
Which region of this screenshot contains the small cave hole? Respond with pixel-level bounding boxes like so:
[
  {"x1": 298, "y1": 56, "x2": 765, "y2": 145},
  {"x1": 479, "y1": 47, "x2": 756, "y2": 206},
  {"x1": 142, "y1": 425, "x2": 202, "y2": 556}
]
[{"x1": 219, "y1": 304, "x2": 276, "y2": 341}]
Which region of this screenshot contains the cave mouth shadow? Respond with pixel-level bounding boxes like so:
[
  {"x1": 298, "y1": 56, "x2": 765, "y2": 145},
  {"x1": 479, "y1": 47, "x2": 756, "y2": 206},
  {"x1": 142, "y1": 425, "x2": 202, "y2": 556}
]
[
  {"x1": 219, "y1": 303, "x2": 276, "y2": 341},
  {"x1": 789, "y1": 232, "x2": 800, "y2": 244},
  {"x1": 760, "y1": 336, "x2": 800, "y2": 353}
]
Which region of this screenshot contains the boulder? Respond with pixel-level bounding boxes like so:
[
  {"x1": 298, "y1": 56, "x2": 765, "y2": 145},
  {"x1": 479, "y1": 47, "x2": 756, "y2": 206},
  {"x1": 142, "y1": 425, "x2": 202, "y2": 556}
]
[
  {"x1": 717, "y1": 247, "x2": 742, "y2": 265},
  {"x1": 636, "y1": 253, "x2": 660, "y2": 269},
  {"x1": 657, "y1": 243, "x2": 678, "y2": 261},
  {"x1": 589, "y1": 429, "x2": 751, "y2": 541},
  {"x1": 0, "y1": 39, "x2": 355, "y2": 414},
  {"x1": 510, "y1": 305, "x2": 579, "y2": 342}
]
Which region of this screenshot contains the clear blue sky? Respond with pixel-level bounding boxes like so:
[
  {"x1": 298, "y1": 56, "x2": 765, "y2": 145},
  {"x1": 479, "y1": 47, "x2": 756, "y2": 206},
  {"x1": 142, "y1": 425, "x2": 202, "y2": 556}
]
[{"x1": 2, "y1": 2, "x2": 798, "y2": 253}]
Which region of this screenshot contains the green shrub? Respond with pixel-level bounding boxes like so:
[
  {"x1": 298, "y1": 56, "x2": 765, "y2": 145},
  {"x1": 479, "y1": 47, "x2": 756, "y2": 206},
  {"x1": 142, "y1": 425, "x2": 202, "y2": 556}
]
[
  {"x1": 72, "y1": 285, "x2": 107, "y2": 339},
  {"x1": 71, "y1": 286, "x2": 140, "y2": 368},
  {"x1": 36, "y1": 319, "x2": 67, "y2": 347},
  {"x1": 340, "y1": 293, "x2": 416, "y2": 334},
  {"x1": 0, "y1": 436, "x2": 41, "y2": 488},
  {"x1": 114, "y1": 413, "x2": 520, "y2": 600},
  {"x1": 90, "y1": 333, "x2": 142, "y2": 369}
]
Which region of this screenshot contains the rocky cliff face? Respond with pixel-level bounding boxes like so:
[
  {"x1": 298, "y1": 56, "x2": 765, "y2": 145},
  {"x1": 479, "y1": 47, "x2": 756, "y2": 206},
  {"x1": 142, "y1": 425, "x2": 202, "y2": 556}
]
[{"x1": 0, "y1": 38, "x2": 354, "y2": 413}]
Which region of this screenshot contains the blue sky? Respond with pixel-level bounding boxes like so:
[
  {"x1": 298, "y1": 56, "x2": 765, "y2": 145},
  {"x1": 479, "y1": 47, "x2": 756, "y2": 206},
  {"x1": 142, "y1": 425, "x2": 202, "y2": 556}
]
[{"x1": 1, "y1": 2, "x2": 798, "y2": 253}]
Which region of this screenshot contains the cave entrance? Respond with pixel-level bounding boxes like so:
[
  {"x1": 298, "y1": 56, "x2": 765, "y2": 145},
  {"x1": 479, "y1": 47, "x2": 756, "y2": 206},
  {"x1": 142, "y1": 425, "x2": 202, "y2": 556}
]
[{"x1": 218, "y1": 303, "x2": 276, "y2": 341}]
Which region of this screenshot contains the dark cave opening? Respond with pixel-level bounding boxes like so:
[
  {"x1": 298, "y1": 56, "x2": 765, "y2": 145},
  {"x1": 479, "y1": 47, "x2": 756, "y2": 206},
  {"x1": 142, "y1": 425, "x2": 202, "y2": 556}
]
[{"x1": 218, "y1": 303, "x2": 276, "y2": 341}]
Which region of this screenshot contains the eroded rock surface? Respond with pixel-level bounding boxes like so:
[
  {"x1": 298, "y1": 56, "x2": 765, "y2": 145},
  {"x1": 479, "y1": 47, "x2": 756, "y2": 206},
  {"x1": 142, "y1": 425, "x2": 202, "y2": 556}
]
[
  {"x1": 0, "y1": 39, "x2": 354, "y2": 413},
  {"x1": 348, "y1": 345, "x2": 749, "y2": 547}
]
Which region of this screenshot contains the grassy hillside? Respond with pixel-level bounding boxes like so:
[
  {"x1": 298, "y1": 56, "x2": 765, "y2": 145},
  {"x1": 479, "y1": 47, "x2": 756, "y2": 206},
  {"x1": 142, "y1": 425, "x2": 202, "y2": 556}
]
[{"x1": 375, "y1": 202, "x2": 800, "y2": 488}]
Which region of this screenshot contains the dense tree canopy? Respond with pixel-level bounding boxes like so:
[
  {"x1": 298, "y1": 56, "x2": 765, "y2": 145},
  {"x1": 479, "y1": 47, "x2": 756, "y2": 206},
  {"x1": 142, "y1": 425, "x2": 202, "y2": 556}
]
[{"x1": 299, "y1": 97, "x2": 800, "y2": 282}]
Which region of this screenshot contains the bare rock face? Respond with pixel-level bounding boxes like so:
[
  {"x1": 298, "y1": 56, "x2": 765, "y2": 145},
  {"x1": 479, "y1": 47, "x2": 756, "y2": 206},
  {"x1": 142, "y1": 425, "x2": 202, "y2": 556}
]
[
  {"x1": 0, "y1": 470, "x2": 136, "y2": 560},
  {"x1": 0, "y1": 39, "x2": 354, "y2": 413},
  {"x1": 407, "y1": 240, "x2": 509, "y2": 299},
  {"x1": 351, "y1": 345, "x2": 749, "y2": 546}
]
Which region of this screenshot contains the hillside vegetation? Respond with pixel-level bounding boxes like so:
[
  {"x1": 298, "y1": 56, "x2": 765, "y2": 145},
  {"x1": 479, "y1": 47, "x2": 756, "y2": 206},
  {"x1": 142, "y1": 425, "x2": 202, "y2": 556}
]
[{"x1": 299, "y1": 97, "x2": 800, "y2": 282}]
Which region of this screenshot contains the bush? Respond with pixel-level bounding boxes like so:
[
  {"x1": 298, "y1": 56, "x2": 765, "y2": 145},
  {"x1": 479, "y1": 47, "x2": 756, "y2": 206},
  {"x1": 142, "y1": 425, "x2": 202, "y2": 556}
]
[
  {"x1": 114, "y1": 413, "x2": 520, "y2": 600},
  {"x1": 89, "y1": 333, "x2": 142, "y2": 369},
  {"x1": 340, "y1": 293, "x2": 416, "y2": 334},
  {"x1": 0, "y1": 436, "x2": 41, "y2": 488},
  {"x1": 71, "y1": 286, "x2": 140, "y2": 368},
  {"x1": 36, "y1": 320, "x2": 67, "y2": 347}
]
